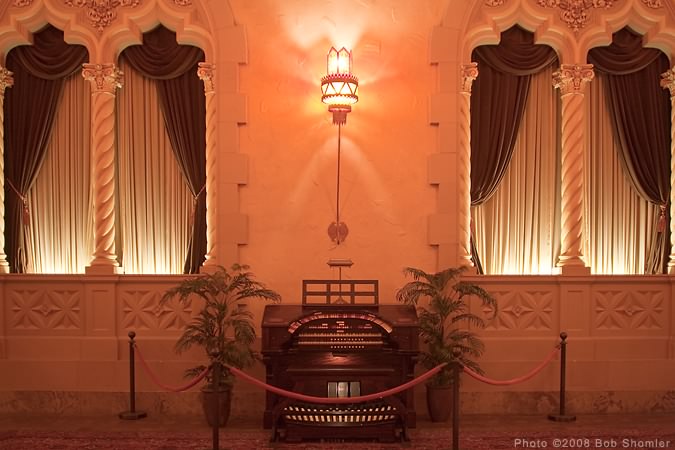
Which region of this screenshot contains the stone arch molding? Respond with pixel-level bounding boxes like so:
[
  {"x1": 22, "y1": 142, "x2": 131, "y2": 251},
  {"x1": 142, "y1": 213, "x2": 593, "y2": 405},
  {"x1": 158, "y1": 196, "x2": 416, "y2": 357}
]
[
  {"x1": 432, "y1": 0, "x2": 675, "y2": 82},
  {"x1": 0, "y1": 0, "x2": 230, "y2": 62},
  {"x1": 0, "y1": 0, "x2": 249, "y2": 271}
]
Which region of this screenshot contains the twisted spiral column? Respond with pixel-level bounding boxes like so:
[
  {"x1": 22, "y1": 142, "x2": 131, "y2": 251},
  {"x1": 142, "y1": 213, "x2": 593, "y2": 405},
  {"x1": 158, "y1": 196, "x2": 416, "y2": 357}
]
[
  {"x1": 198, "y1": 63, "x2": 217, "y2": 268},
  {"x1": 553, "y1": 64, "x2": 594, "y2": 273},
  {"x1": 0, "y1": 67, "x2": 14, "y2": 273},
  {"x1": 82, "y1": 64, "x2": 123, "y2": 273},
  {"x1": 458, "y1": 63, "x2": 478, "y2": 267},
  {"x1": 660, "y1": 68, "x2": 675, "y2": 274}
]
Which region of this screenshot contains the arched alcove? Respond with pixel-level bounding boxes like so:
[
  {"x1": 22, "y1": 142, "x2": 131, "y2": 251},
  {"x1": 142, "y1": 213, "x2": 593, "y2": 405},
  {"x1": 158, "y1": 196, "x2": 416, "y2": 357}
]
[
  {"x1": 428, "y1": 0, "x2": 675, "y2": 271},
  {"x1": 0, "y1": 0, "x2": 97, "y2": 63},
  {"x1": 0, "y1": 0, "x2": 249, "y2": 271}
]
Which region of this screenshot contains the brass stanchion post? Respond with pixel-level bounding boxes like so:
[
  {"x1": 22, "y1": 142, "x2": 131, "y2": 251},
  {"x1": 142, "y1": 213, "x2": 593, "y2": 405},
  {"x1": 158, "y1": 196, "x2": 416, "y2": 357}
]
[
  {"x1": 119, "y1": 331, "x2": 147, "y2": 420},
  {"x1": 211, "y1": 353, "x2": 221, "y2": 450},
  {"x1": 452, "y1": 349, "x2": 462, "y2": 450},
  {"x1": 548, "y1": 332, "x2": 575, "y2": 422}
]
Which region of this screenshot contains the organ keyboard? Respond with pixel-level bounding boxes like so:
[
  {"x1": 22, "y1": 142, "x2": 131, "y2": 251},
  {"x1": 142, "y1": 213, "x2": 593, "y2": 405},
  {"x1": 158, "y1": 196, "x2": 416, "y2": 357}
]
[{"x1": 261, "y1": 279, "x2": 419, "y2": 442}]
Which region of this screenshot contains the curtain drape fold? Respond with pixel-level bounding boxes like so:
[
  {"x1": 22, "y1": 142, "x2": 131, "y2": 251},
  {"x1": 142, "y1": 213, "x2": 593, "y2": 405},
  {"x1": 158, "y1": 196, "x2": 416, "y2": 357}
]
[
  {"x1": 473, "y1": 66, "x2": 561, "y2": 274},
  {"x1": 470, "y1": 25, "x2": 558, "y2": 205},
  {"x1": 470, "y1": 26, "x2": 558, "y2": 272},
  {"x1": 29, "y1": 74, "x2": 92, "y2": 273},
  {"x1": 122, "y1": 25, "x2": 206, "y2": 273},
  {"x1": 4, "y1": 25, "x2": 87, "y2": 272},
  {"x1": 585, "y1": 74, "x2": 658, "y2": 274},
  {"x1": 588, "y1": 27, "x2": 671, "y2": 273}
]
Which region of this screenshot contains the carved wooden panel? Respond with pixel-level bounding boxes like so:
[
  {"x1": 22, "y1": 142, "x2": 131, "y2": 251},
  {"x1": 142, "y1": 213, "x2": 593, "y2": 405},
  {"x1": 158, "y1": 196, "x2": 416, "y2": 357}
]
[
  {"x1": 592, "y1": 288, "x2": 666, "y2": 333},
  {"x1": 7, "y1": 288, "x2": 82, "y2": 332},
  {"x1": 119, "y1": 289, "x2": 193, "y2": 333}
]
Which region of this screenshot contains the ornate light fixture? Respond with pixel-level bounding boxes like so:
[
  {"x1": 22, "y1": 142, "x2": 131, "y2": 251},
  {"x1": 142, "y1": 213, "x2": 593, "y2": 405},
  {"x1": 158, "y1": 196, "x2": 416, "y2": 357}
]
[
  {"x1": 321, "y1": 47, "x2": 359, "y2": 125},
  {"x1": 321, "y1": 47, "x2": 358, "y2": 244}
]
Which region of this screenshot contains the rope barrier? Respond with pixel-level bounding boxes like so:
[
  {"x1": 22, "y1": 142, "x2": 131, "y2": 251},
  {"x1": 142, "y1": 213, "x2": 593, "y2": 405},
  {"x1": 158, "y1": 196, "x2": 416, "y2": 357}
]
[
  {"x1": 135, "y1": 343, "x2": 211, "y2": 392},
  {"x1": 462, "y1": 344, "x2": 560, "y2": 386},
  {"x1": 225, "y1": 362, "x2": 447, "y2": 404}
]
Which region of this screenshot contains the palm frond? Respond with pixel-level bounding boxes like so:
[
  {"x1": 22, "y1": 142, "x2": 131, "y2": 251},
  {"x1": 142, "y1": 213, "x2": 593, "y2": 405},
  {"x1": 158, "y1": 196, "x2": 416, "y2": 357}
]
[
  {"x1": 163, "y1": 264, "x2": 281, "y2": 385},
  {"x1": 396, "y1": 265, "x2": 497, "y2": 386}
]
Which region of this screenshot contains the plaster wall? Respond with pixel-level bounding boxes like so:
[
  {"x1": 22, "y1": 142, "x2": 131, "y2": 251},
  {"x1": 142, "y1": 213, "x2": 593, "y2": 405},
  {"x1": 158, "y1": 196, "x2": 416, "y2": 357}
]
[
  {"x1": 228, "y1": 0, "x2": 441, "y2": 308},
  {"x1": 0, "y1": 0, "x2": 675, "y2": 421}
]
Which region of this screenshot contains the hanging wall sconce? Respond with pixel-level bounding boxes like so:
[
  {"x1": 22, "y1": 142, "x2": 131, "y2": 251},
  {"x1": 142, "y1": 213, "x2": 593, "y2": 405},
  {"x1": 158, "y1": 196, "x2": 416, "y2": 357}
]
[
  {"x1": 321, "y1": 47, "x2": 359, "y2": 125},
  {"x1": 321, "y1": 47, "x2": 359, "y2": 244}
]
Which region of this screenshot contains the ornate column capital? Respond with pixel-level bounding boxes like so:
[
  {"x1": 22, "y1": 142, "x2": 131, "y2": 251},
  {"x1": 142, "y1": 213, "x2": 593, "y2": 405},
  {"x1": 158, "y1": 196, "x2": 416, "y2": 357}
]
[
  {"x1": 82, "y1": 63, "x2": 123, "y2": 93},
  {"x1": 460, "y1": 63, "x2": 479, "y2": 94},
  {"x1": 553, "y1": 64, "x2": 594, "y2": 95},
  {"x1": 197, "y1": 63, "x2": 215, "y2": 93},
  {"x1": 0, "y1": 67, "x2": 14, "y2": 93},
  {"x1": 660, "y1": 67, "x2": 675, "y2": 97}
]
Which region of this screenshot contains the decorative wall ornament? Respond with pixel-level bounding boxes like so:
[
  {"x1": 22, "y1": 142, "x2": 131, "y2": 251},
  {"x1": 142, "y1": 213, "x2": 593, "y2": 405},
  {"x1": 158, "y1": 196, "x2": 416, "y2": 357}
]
[
  {"x1": 485, "y1": 0, "x2": 506, "y2": 5},
  {"x1": 12, "y1": 0, "x2": 33, "y2": 6},
  {"x1": 537, "y1": 0, "x2": 616, "y2": 32},
  {"x1": 552, "y1": 64, "x2": 594, "y2": 95},
  {"x1": 594, "y1": 290, "x2": 665, "y2": 330},
  {"x1": 65, "y1": 0, "x2": 141, "y2": 32},
  {"x1": 0, "y1": 67, "x2": 13, "y2": 92},
  {"x1": 197, "y1": 62, "x2": 215, "y2": 93},
  {"x1": 642, "y1": 0, "x2": 662, "y2": 7},
  {"x1": 9, "y1": 289, "x2": 82, "y2": 330},
  {"x1": 173, "y1": 0, "x2": 192, "y2": 5},
  {"x1": 483, "y1": 290, "x2": 555, "y2": 330},
  {"x1": 461, "y1": 62, "x2": 479, "y2": 93},
  {"x1": 82, "y1": 63, "x2": 123, "y2": 92},
  {"x1": 121, "y1": 290, "x2": 193, "y2": 331},
  {"x1": 660, "y1": 67, "x2": 675, "y2": 96}
]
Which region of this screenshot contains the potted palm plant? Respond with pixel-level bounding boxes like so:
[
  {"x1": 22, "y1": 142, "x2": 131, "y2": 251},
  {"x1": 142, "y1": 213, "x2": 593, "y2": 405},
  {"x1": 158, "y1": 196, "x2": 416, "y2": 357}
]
[
  {"x1": 160, "y1": 264, "x2": 281, "y2": 427},
  {"x1": 395, "y1": 266, "x2": 497, "y2": 422}
]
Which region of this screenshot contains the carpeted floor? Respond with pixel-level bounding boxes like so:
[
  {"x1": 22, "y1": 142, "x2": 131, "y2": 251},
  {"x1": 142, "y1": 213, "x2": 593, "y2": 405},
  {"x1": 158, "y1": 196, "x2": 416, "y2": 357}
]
[{"x1": 1, "y1": 428, "x2": 674, "y2": 450}]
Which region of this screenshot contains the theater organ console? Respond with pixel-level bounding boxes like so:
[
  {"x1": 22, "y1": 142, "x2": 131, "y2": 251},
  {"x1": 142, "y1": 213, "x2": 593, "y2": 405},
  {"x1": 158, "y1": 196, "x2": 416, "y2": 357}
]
[{"x1": 261, "y1": 279, "x2": 419, "y2": 442}]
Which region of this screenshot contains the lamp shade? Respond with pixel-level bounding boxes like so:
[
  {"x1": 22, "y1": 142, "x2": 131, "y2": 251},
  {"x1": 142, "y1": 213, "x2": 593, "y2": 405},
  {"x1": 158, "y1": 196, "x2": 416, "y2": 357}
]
[{"x1": 321, "y1": 46, "x2": 358, "y2": 124}]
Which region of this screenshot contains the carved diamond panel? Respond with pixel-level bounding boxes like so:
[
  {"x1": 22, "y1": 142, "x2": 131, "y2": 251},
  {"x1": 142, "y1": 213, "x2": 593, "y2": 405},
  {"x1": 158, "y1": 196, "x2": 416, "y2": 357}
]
[
  {"x1": 593, "y1": 289, "x2": 665, "y2": 331},
  {"x1": 483, "y1": 289, "x2": 555, "y2": 331},
  {"x1": 8, "y1": 289, "x2": 82, "y2": 331},
  {"x1": 120, "y1": 289, "x2": 193, "y2": 332}
]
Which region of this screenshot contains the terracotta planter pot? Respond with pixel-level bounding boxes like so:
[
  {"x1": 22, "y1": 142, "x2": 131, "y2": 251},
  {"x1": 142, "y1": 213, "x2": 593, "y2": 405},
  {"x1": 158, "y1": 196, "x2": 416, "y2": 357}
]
[
  {"x1": 426, "y1": 383, "x2": 453, "y2": 422},
  {"x1": 201, "y1": 386, "x2": 232, "y2": 428}
]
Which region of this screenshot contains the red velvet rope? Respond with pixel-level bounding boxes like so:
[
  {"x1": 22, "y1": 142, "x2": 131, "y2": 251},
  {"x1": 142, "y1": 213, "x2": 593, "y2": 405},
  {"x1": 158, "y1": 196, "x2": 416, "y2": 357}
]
[
  {"x1": 135, "y1": 344, "x2": 211, "y2": 392},
  {"x1": 462, "y1": 345, "x2": 560, "y2": 386},
  {"x1": 225, "y1": 362, "x2": 447, "y2": 404}
]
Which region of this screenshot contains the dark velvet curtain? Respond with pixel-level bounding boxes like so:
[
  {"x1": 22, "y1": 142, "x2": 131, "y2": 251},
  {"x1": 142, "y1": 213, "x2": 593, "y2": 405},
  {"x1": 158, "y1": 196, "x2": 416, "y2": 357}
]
[
  {"x1": 469, "y1": 26, "x2": 558, "y2": 272},
  {"x1": 470, "y1": 26, "x2": 558, "y2": 205},
  {"x1": 4, "y1": 25, "x2": 87, "y2": 273},
  {"x1": 122, "y1": 25, "x2": 206, "y2": 274},
  {"x1": 588, "y1": 28, "x2": 671, "y2": 273}
]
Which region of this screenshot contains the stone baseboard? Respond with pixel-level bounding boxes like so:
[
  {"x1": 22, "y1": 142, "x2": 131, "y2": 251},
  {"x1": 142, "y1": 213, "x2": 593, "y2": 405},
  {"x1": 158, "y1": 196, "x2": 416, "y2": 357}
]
[{"x1": 1, "y1": 389, "x2": 673, "y2": 420}]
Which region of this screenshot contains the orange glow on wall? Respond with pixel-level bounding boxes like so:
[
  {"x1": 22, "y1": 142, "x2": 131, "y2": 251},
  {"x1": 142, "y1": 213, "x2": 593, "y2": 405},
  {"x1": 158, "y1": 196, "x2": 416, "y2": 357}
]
[{"x1": 321, "y1": 46, "x2": 358, "y2": 125}]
